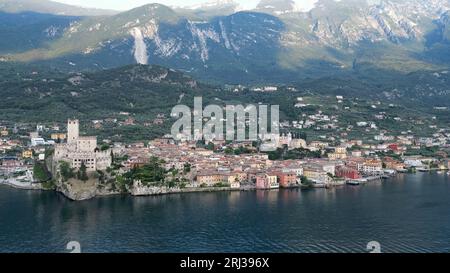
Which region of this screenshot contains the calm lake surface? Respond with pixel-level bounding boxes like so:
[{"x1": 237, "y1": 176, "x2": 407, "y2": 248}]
[{"x1": 1, "y1": 173, "x2": 450, "y2": 253}]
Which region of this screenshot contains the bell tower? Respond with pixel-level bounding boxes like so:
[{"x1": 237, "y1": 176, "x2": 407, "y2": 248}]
[{"x1": 67, "y1": 119, "x2": 79, "y2": 144}]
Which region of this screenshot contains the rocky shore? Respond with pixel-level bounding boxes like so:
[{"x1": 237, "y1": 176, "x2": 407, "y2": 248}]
[
  {"x1": 130, "y1": 180, "x2": 241, "y2": 197},
  {"x1": 0, "y1": 179, "x2": 43, "y2": 191},
  {"x1": 2, "y1": 170, "x2": 361, "y2": 201},
  {"x1": 0, "y1": 176, "x2": 330, "y2": 201},
  {"x1": 55, "y1": 178, "x2": 121, "y2": 201}
]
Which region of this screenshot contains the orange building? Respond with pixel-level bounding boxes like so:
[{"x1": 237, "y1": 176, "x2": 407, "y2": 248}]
[{"x1": 277, "y1": 172, "x2": 297, "y2": 188}]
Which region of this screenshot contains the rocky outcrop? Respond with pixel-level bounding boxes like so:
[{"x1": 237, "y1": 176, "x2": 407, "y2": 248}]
[{"x1": 57, "y1": 178, "x2": 98, "y2": 201}]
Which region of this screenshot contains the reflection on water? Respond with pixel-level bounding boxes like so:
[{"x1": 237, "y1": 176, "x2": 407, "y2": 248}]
[{"x1": 0, "y1": 173, "x2": 450, "y2": 253}]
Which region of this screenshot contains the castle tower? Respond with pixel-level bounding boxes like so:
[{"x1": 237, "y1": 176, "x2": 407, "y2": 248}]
[{"x1": 67, "y1": 119, "x2": 79, "y2": 144}]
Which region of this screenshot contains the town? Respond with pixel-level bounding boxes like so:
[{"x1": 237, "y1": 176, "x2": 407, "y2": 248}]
[{"x1": 1, "y1": 112, "x2": 449, "y2": 201}]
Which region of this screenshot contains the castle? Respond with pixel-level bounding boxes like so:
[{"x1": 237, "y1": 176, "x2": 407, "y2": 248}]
[{"x1": 54, "y1": 119, "x2": 112, "y2": 171}]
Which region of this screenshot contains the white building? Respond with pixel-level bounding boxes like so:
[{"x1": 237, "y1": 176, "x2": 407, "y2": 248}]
[
  {"x1": 53, "y1": 119, "x2": 112, "y2": 171},
  {"x1": 31, "y1": 138, "x2": 45, "y2": 146},
  {"x1": 264, "y1": 86, "x2": 278, "y2": 92}
]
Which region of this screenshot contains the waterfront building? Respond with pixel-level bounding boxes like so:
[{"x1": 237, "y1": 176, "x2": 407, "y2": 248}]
[
  {"x1": 53, "y1": 119, "x2": 112, "y2": 171},
  {"x1": 384, "y1": 157, "x2": 406, "y2": 171},
  {"x1": 196, "y1": 171, "x2": 224, "y2": 186},
  {"x1": 223, "y1": 173, "x2": 241, "y2": 189},
  {"x1": 303, "y1": 165, "x2": 330, "y2": 184},
  {"x1": 254, "y1": 173, "x2": 279, "y2": 189},
  {"x1": 361, "y1": 159, "x2": 383, "y2": 174},
  {"x1": 403, "y1": 157, "x2": 425, "y2": 168},
  {"x1": 277, "y1": 172, "x2": 297, "y2": 188},
  {"x1": 266, "y1": 173, "x2": 279, "y2": 189},
  {"x1": 0, "y1": 156, "x2": 23, "y2": 174},
  {"x1": 336, "y1": 166, "x2": 361, "y2": 180},
  {"x1": 230, "y1": 171, "x2": 247, "y2": 183},
  {"x1": 255, "y1": 175, "x2": 268, "y2": 189}
]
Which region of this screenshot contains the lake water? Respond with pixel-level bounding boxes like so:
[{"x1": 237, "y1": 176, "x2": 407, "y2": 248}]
[{"x1": 1, "y1": 173, "x2": 449, "y2": 253}]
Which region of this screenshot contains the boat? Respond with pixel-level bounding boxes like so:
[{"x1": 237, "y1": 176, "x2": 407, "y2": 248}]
[
  {"x1": 347, "y1": 180, "x2": 361, "y2": 186},
  {"x1": 270, "y1": 183, "x2": 280, "y2": 189}
]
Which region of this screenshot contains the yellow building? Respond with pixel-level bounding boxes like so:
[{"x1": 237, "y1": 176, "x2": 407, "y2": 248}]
[
  {"x1": 328, "y1": 146, "x2": 347, "y2": 160},
  {"x1": 328, "y1": 152, "x2": 347, "y2": 160},
  {"x1": 266, "y1": 173, "x2": 279, "y2": 188},
  {"x1": 232, "y1": 171, "x2": 247, "y2": 182},
  {"x1": 22, "y1": 150, "x2": 33, "y2": 159},
  {"x1": 51, "y1": 133, "x2": 67, "y2": 141},
  {"x1": 224, "y1": 174, "x2": 241, "y2": 189},
  {"x1": 196, "y1": 172, "x2": 224, "y2": 186},
  {"x1": 303, "y1": 166, "x2": 330, "y2": 183},
  {"x1": 0, "y1": 130, "x2": 8, "y2": 137},
  {"x1": 335, "y1": 146, "x2": 347, "y2": 154}
]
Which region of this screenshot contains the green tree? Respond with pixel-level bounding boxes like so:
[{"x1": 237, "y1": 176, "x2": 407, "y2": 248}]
[
  {"x1": 100, "y1": 143, "x2": 110, "y2": 151},
  {"x1": 224, "y1": 147, "x2": 234, "y2": 155},
  {"x1": 206, "y1": 142, "x2": 215, "y2": 151},
  {"x1": 300, "y1": 176, "x2": 314, "y2": 188},
  {"x1": 115, "y1": 175, "x2": 131, "y2": 192},
  {"x1": 183, "y1": 163, "x2": 191, "y2": 174},
  {"x1": 33, "y1": 162, "x2": 51, "y2": 182},
  {"x1": 123, "y1": 156, "x2": 167, "y2": 186},
  {"x1": 77, "y1": 162, "x2": 89, "y2": 182},
  {"x1": 168, "y1": 180, "x2": 176, "y2": 188},
  {"x1": 59, "y1": 161, "x2": 75, "y2": 182}
]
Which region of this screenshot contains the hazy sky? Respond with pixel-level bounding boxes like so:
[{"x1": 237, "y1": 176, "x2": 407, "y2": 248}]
[{"x1": 52, "y1": 0, "x2": 319, "y2": 11}]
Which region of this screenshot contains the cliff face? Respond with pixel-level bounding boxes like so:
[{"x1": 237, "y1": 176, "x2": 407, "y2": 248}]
[{"x1": 57, "y1": 178, "x2": 98, "y2": 201}]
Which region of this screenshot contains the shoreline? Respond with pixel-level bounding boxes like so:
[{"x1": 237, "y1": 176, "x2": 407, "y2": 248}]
[
  {"x1": 0, "y1": 179, "x2": 43, "y2": 191},
  {"x1": 1, "y1": 171, "x2": 445, "y2": 201}
]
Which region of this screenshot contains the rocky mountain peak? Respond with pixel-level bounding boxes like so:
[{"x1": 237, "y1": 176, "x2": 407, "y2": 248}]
[
  {"x1": 256, "y1": 0, "x2": 302, "y2": 15},
  {"x1": 1, "y1": 0, "x2": 450, "y2": 83}
]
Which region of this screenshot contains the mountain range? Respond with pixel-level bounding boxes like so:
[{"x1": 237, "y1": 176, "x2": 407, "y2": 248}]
[
  {"x1": 0, "y1": 0, "x2": 117, "y2": 16},
  {"x1": 0, "y1": 0, "x2": 449, "y2": 83}
]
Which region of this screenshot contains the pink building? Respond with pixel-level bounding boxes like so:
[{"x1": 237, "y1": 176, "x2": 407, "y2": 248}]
[{"x1": 256, "y1": 175, "x2": 269, "y2": 189}]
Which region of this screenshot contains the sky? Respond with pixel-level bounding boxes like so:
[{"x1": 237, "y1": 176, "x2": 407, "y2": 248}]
[{"x1": 52, "y1": 0, "x2": 319, "y2": 11}]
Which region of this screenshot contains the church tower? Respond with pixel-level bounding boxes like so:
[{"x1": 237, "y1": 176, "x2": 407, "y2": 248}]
[{"x1": 67, "y1": 119, "x2": 79, "y2": 144}]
